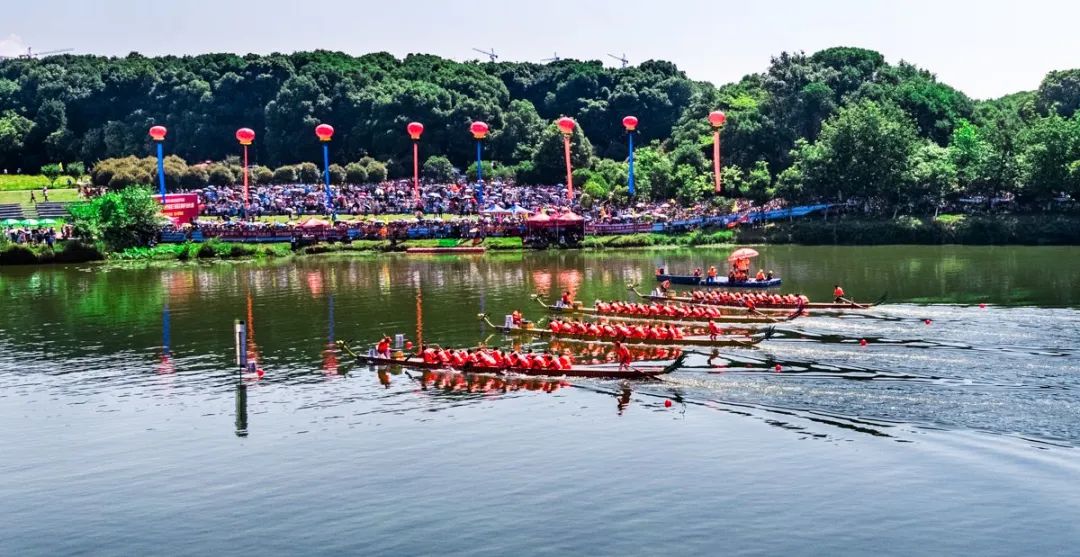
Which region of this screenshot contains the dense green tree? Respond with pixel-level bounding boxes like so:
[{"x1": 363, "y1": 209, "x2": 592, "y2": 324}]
[
  {"x1": 1036, "y1": 70, "x2": 1080, "y2": 118},
  {"x1": 251, "y1": 165, "x2": 274, "y2": 186},
  {"x1": 328, "y1": 163, "x2": 346, "y2": 185},
  {"x1": 798, "y1": 100, "x2": 918, "y2": 210},
  {"x1": 1017, "y1": 115, "x2": 1080, "y2": 204},
  {"x1": 744, "y1": 161, "x2": 774, "y2": 204},
  {"x1": 344, "y1": 162, "x2": 368, "y2": 184},
  {"x1": 909, "y1": 142, "x2": 958, "y2": 215},
  {"x1": 41, "y1": 163, "x2": 63, "y2": 186},
  {"x1": 297, "y1": 162, "x2": 320, "y2": 183},
  {"x1": 365, "y1": 160, "x2": 388, "y2": 182},
  {"x1": 207, "y1": 163, "x2": 236, "y2": 186},
  {"x1": 181, "y1": 165, "x2": 210, "y2": 188},
  {"x1": 948, "y1": 121, "x2": 994, "y2": 202},
  {"x1": 272, "y1": 165, "x2": 298, "y2": 185},
  {"x1": 422, "y1": 155, "x2": 456, "y2": 182},
  {"x1": 68, "y1": 186, "x2": 161, "y2": 250},
  {"x1": 526, "y1": 121, "x2": 594, "y2": 185}
]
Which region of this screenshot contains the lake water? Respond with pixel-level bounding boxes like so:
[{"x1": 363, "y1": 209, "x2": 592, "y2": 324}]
[{"x1": 2, "y1": 245, "x2": 1079, "y2": 555}]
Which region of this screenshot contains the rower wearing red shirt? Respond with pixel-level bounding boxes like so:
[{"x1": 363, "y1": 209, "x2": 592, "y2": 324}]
[
  {"x1": 614, "y1": 341, "x2": 633, "y2": 370},
  {"x1": 375, "y1": 336, "x2": 392, "y2": 359}
]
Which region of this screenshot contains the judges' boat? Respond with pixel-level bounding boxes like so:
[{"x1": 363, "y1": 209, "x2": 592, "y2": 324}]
[
  {"x1": 632, "y1": 285, "x2": 887, "y2": 311},
  {"x1": 480, "y1": 314, "x2": 773, "y2": 348},
  {"x1": 337, "y1": 340, "x2": 684, "y2": 379},
  {"x1": 656, "y1": 273, "x2": 782, "y2": 288},
  {"x1": 533, "y1": 295, "x2": 803, "y2": 324}
]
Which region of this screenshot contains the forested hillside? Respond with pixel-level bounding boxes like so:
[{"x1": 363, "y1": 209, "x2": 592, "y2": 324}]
[{"x1": 1, "y1": 48, "x2": 1077, "y2": 209}]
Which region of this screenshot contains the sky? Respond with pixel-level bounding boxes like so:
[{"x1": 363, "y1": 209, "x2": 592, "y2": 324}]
[{"x1": 2, "y1": 0, "x2": 1078, "y2": 100}]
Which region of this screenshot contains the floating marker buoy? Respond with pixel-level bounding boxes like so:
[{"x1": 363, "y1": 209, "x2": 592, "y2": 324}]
[
  {"x1": 860, "y1": 339, "x2": 868, "y2": 346},
  {"x1": 664, "y1": 399, "x2": 672, "y2": 408},
  {"x1": 256, "y1": 369, "x2": 265, "y2": 378},
  {"x1": 924, "y1": 319, "x2": 932, "y2": 325},
  {"x1": 979, "y1": 303, "x2": 986, "y2": 309},
  {"x1": 775, "y1": 364, "x2": 782, "y2": 372}
]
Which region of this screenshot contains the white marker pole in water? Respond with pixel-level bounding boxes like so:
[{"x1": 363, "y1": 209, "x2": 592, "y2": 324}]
[{"x1": 235, "y1": 319, "x2": 247, "y2": 377}]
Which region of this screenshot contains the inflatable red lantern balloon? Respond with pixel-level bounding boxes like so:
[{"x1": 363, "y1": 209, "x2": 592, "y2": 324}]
[
  {"x1": 148, "y1": 125, "x2": 167, "y2": 141},
  {"x1": 708, "y1": 111, "x2": 727, "y2": 128},
  {"x1": 407, "y1": 122, "x2": 424, "y2": 140},
  {"x1": 556, "y1": 117, "x2": 576, "y2": 135},
  {"x1": 235, "y1": 127, "x2": 255, "y2": 145},
  {"x1": 622, "y1": 115, "x2": 638, "y2": 132},
  {"x1": 470, "y1": 121, "x2": 489, "y2": 140},
  {"x1": 315, "y1": 124, "x2": 334, "y2": 142}
]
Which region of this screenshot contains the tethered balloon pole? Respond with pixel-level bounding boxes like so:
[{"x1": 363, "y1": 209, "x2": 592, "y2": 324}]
[
  {"x1": 149, "y1": 125, "x2": 168, "y2": 202},
  {"x1": 556, "y1": 117, "x2": 576, "y2": 203},
  {"x1": 470, "y1": 121, "x2": 490, "y2": 205},
  {"x1": 708, "y1": 111, "x2": 726, "y2": 194},
  {"x1": 315, "y1": 124, "x2": 335, "y2": 218},
  {"x1": 622, "y1": 116, "x2": 638, "y2": 196},
  {"x1": 407, "y1": 122, "x2": 424, "y2": 209}
]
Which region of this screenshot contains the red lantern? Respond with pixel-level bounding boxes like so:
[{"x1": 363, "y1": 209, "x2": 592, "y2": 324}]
[
  {"x1": 622, "y1": 116, "x2": 638, "y2": 132},
  {"x1": 407, "y1": 122, "x2": 424, "y2": 140},
  {"x1": 148, "y1": 125, "x2": 167, "y2": 141},
  {"x1": 556, "y1": 117, "x2": 576, "y2": 135},
  {"x1": 315, "y1": 124, "x2": 334, "y2": 142},
  {"x1": 470, "y1": 121, "x2": 490, "y2": 140},
  {"x1": 236, "y1": 127, "x2": 255, "y2": 145},
  {"x1": 708, "y1": 111, "x2": 727, "y2": 128}
]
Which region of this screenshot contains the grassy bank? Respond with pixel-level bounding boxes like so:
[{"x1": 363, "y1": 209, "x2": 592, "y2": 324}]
[
  {"x1": 108, "y1": 236, "x2": 524, "y2": 261},
  {"x1": 0, "y1": 188, "x2": 81, "y2": 204},
  {"x1": 0, "y1": 241, "x2": 105, "y2": 265},
  {"x1": 582, "y1": 230, "x2": 736, "y2": 249},
  {"x1": 762, "y1": 214, "x2": 1080, "y2": 245}
]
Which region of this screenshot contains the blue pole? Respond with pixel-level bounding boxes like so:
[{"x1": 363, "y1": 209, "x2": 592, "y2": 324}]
[
  {"x1": 156, "y1": 141, "x2": 166, "y2": 201},
  {"x1": 627, "y1": 132, "x2": 635, "y2": 196},
  {"x1": 476, "y1": 140, "x2": 484, "y2": 206},
  {"x1": 322, "y1": 143, "x2": 332, "y2": 216}
]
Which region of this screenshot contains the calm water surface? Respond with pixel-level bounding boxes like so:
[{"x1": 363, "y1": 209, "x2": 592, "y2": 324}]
[{"x1": 2, "y1": 245, "x2": 1079, "y2": 555}]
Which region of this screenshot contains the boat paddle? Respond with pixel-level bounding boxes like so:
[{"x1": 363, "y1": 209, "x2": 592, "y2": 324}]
[{"x1": 838, "y1": 296, "x2": 867, "y2": 309}]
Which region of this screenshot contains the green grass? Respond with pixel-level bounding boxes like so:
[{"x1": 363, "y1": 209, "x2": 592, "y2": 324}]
[
  {"x1": 0, "y1": 175, "x2": 82, "y2": 191},
  {"x1": 582, "y1": 230, "x2": 736, "y2": 249},
  {"x1": 0, "y1": 188, "x2": 82, "y2": 205}
]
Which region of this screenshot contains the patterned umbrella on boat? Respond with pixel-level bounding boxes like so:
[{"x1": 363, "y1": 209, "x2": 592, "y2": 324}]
[{"x1": 727, "y1": 247, "x2": 759, "y2": 261}]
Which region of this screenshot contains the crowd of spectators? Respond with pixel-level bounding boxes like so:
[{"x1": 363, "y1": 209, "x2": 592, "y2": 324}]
[
  {"x1": 192, "y1": 179, "x2": 570, "y2": 218},
  {"x1": 2, "y1": 225, "x2": 62, "y2": 247}
]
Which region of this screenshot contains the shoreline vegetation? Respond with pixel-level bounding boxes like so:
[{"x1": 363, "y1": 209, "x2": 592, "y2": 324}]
[{"x1": 4, "y1": 214, "x2": 1080, "y2": 266}]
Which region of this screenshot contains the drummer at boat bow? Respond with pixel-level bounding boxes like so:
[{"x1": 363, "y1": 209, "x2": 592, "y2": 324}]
[{"x1": 557, "y1": 290, "x2": 574, "y2": 308}]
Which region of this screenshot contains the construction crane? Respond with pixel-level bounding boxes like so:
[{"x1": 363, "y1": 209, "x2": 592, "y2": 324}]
[
  {"x1": 472, "y1": 47, "x2": 498, "y2": 63},
  {"x1": 607, "y1": 53, "x2": 629, "y2": 69},
  {"x1": 0, "y1": 47, "x2": 74, "y2": 60},
  {"x1": 541, "y1": 52, "x2": 561, "y2": 63}
]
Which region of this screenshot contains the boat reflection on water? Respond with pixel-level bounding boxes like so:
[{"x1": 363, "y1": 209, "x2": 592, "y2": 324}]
[
  {"x1": 372, "y1": 366, "x2": 569, "y2": 395},
  {"x1": 234, "y1": 382, "x2": 248, "y2": 438},
  {"x1": 617, "y1": 384, "x2": 633, "y2": 415}
]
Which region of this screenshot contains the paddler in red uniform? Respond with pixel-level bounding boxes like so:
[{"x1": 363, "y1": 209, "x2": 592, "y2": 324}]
[
  {"x1": 706, "y1": 265, "x2": 718, "y2": 285},
  {"x1": 558, "y1": 290, "x2": 574, "y2": 308},
  {"x1": 375, "y1": 336, "x2": 392, "y2": 359},
  {"x1": 707, "y1": 320, "x2": 722, "y2": 341},
  {"x1": 614, "y1": 341, "x2": 633, "y2": 371},
  {"x1": 833, "y1": 284, "x2": 845, "y2": 303}
]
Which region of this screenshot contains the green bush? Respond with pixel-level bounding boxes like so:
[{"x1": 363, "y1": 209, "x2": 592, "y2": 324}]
[
  {"x1": 0, "y1": 244, "x2": 45, "y2": 264},
  {"x1": 55, "y1": 241, "x2": 104, "y2": 263}
]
